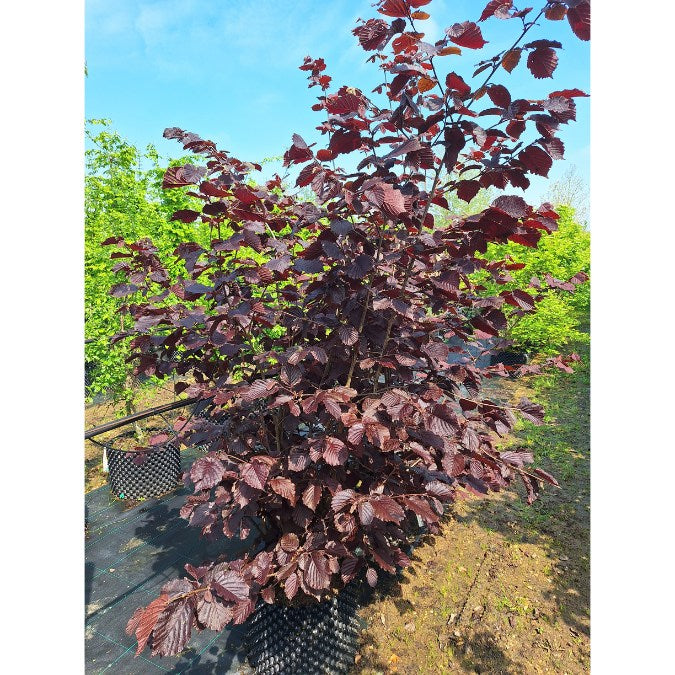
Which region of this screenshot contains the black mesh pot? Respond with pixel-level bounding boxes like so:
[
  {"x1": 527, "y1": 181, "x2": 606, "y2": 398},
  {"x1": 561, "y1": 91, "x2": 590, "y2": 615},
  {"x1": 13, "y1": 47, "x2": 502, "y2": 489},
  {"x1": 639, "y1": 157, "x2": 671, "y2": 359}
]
[
  {"x1": 246, "y1": 584, "x2": 362, "y2": 675},
  {"x1": 84, "y1": 360, "x2": 96, "y2": 390},
  {"x1": 489, "y1": 350, "x2": 529, "y2": 367},
  {"x1": 107, "y1": 443, "x2": 181, "y2": 500}
]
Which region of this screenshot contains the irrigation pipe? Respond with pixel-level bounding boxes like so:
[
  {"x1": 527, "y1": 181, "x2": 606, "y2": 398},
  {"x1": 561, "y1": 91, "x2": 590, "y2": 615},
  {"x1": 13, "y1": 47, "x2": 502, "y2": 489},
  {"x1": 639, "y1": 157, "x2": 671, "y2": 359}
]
[{"x1": 84, "y1": 396, "x2": 199, "y2": 440}]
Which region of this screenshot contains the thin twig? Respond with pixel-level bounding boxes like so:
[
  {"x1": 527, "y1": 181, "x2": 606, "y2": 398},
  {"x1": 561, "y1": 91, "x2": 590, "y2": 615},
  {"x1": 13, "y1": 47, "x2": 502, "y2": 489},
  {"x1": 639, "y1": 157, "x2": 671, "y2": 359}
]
[{"x1": 456, "y1": 549, "x2": 490, "y2": 625}]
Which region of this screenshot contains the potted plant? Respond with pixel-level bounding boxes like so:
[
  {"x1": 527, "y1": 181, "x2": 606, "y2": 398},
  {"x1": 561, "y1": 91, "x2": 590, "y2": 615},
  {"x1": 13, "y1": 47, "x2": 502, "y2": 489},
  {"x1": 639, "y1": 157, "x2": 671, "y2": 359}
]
[
  {"x1": 85, "y1": 121, "x2": 214, "y2": 497},
  {"x1": 106, "y1": 0, "x2": 590, "y2": 669}
]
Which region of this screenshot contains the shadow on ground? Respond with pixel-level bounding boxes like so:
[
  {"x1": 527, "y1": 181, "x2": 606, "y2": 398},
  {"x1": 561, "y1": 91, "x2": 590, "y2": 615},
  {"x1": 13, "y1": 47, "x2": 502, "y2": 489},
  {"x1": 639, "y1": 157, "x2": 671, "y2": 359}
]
[
  {"x1": 84, "y1": 449, "x2": 254, "y2": 673},
  {"x1": 355, "y1": 341, "x2": 590, "y2": 674}
]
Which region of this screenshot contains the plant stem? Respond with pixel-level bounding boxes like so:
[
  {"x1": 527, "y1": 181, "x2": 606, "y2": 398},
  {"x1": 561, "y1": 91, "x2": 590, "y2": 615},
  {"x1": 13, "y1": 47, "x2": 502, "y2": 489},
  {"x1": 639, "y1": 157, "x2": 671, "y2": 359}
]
[
  {"x1": 346, "y1": 227, "x2": 384, "y2": 387},
  {"x1": 373, "y1": 148, "x2": 448, "y2": 391}
]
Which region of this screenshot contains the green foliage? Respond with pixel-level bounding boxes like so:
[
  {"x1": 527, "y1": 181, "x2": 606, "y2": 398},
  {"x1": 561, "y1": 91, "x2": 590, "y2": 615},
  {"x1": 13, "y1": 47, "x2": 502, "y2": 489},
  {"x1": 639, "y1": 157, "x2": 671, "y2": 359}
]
[
  {"x1": 509, "y1": 293, "x2": 586, "y2": 355},
  {"x1": 474, "y1": 206, "x2": 590, "y2": 355},
  {"x1": 84, "y1": 119, "x2": 210, "y2": 405}
]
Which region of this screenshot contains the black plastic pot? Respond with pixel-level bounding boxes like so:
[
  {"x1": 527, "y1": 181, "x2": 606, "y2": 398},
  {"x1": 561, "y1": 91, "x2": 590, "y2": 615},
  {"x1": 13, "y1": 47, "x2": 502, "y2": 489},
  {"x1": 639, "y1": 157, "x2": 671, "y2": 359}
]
[
  {"x1": 246, "y1": 584, "x2": 362, "y2": 675},
  {"x1": 84, "y1": 360, "x2": 96, "y2": 390},
  {"x1": 106, "y1": 443, "x2": 181, "y2": 500},
  {"x1": 488, "y1": 349, "x2": 529, "y2": 367}
]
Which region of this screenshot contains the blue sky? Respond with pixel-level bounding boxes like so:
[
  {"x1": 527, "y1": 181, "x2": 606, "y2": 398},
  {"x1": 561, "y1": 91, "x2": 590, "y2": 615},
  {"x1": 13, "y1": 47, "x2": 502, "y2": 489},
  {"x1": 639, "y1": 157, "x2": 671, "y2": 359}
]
[{"x1": 85, "y1": 0, "x2": 589, "y2": 202}]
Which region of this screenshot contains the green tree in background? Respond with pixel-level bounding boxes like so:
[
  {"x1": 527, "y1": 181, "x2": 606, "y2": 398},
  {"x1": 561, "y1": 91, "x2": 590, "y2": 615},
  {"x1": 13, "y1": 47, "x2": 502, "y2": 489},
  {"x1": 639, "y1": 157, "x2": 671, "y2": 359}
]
[
  {"x1": 85, "y1": 119, "x2": 209, "y2": 410},
  {"x1": 473, "y1": 205, "x2": 590, "y2": 355},
  {"x1": 440, "y1": 174, "x2": 589, "y2": 357},
  {"x1": 546, "y1": 166, "x2": 589, "y2": 226}
]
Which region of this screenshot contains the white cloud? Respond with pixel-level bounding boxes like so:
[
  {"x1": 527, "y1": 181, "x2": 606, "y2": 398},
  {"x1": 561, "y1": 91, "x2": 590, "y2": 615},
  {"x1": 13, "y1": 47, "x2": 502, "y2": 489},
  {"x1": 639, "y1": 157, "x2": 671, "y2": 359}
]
[
  {"x1": 86, "y1": 0, "x2": 360, "y2": 80},
  {"x1": 86, "y1": 0, "x2": 136, "y2": 38}
]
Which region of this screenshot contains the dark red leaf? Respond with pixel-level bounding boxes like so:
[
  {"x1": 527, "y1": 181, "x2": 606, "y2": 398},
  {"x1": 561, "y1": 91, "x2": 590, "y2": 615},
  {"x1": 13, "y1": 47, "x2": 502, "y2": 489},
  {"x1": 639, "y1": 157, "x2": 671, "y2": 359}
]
[
  {"x1": 445, "y1": 72, "x2": 471, "y2": 97},
  {"x1": 280, "y1": 533, "x2": 300, "y2": 552},
  {"x1": 212, "y1": 569, "x2": 249, "y2": 602},
  {"x1": 241, "y1": 379, "x2": 279, "y2": 402},
  {"x1": 517, "y1": 398, "x2": 545, "y2": 425},
  {"x1": 329, "y1": 130, "x2": 363, "y2": 156},
  {"x1": 293, "y1": 258, "x2": 325, "y2": 274},
  {"x1": 337, "y1": 325, "x2": 359, "y2": 346},
  {"x1": 378, "y1": 0, "x2": 408, "y2": 18},
  {"x1": 284, "y1": 134, "x2": 314, "y2": 166},
  {"x1": 281, "y1": 364, "x2": 303, "y2": 388},
  {"x1": 348, "y1": 422, "x2": 365, "y2": 445},
  {"x1": 284, "y1": 573, "x2": 299, "y2": 600},
  {"x1": 545, "y1": 3, "x2": 567, "y2": 21},
  {"x1": 129, "y1": 594, "x2": 169, "y2": 656},
  {"x1": 519, "y1": 145, "x2": 553, "y2": 177},
  {"x1": 261, "y1": 587, "x2": 275, "y2": 604},
  {"x1": 332, "y1": 489, "x2": 356, "y2": 512},
  {"x1": 306, "y1": 551, "x2": 331, "y2": 590},
  {"x1": 163, "y1": 164, "x2": 206, "y2": 189},
  {"x1": 316, "y1": 149, "x2": 334, "y2": 162},
  {"x1": 345, "y1": 254, "x2": 374, "y2": 279},
  {"x1": 425, "y1": 480, "x2": 454, "y2": 499},
  {"x1": 383, "y1": 137, "x2": 423, "y2": 160},
  {"x1": 527, "y1": 47, "x2": 558, "y2": 79},
  {"x1": 456, "y1": 180, "x2": 481, "y2": 203},
  {"x1": 549, "y1": 88, "x2": 588, "y2": 98},
  {"x1": 240, "y1": 461, "x2": 270, "y2": 490},
  {"x1": 197, "y1": 597, "x2": 232, "y2": 631},
  {"x1": 479, "y1": 1, "x2": 513, "y2": 22},
  {"x1": 447, "y1": 21, "x2": 488, "y2": 49},
  {"x1": 353, "y1": 18, "x2": 389, "y2": 50},
  {"x1": 151, "y1": 597, "x2": 195, "y2": 657},
  {"x1": 509, "y1": 289, "x2": 536, "y2": 311},
  {"x1": 492, "y1": 195, "x2": 529, "y2": 218},
  {"x1": 302, "y1": 483, "x2": 322, "y2": 511},
  {"x1": 567, "y1": 1, "x2": 590, "y2": 41},
  {"x1": 533, "y1": 467, "x2": 560, "y2": 487},
  {"x1": 330, "y1": 219, "x2": 353, "y2": 236},
  {"x1": 501, "y1": 47, "x2": 521, "y2": 73},
  {"x1": 325, "y1": 93, "x2": 364, "y2": 116},
  {"x1": 545, "y1": 273, "x2": 575, "y2": 291},
  {"x1": 171, "y1": 209, "x2": 200, "y2": 223},
  {"x1": 443, "y1": 126, "x2": 466, "y2": 171},
  {"x1": 541, "y1": 137, "x2": 565, "y2": 160},
  {"x1": 341, "y1": 557, "x2": 360, "y2": 583},
  {"x1": 324, "y1": 437, "x2": 348, "y2": 466},
  {"x1": 371, "y1": 495, "x2": 405, "y2": 523},
  {"x1": 487, "y1": 84, "x2": 511, "y2": 108},
  {"x1": 501, "y1": 450, "x2": 534, "y2": 467},
  {"x1": 469, "y1": 459, "x2": 485, "y2": 479},
  {"x1": 189, "y1": 457, "x2": 225, "y2": 492},
  {"x1": 358, "y1": 500, "x2": 375, "y2": 525},
  {"x1": 231, "y1": 598, "x2": 255, "y2": 624},
  {"x1": 269, "y1": 477, "x2": 297, "y2": 506},
  {"x1": 288, "y1": 452, "x2": 310, "y2": 472}
]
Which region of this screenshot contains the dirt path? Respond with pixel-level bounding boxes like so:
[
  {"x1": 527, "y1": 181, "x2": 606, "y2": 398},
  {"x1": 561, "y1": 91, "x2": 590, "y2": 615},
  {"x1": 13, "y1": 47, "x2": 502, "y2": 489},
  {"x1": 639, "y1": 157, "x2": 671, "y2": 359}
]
[{"x1": 355, "y1": 343, "x2": 590, "y2": 674}]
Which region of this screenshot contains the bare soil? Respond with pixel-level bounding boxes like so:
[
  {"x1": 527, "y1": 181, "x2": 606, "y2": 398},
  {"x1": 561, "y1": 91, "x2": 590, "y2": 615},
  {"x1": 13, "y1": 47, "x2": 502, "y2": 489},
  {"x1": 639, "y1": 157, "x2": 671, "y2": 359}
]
[{"x1": 355, "y1": 344, "x2": 590, "y2": 674}]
